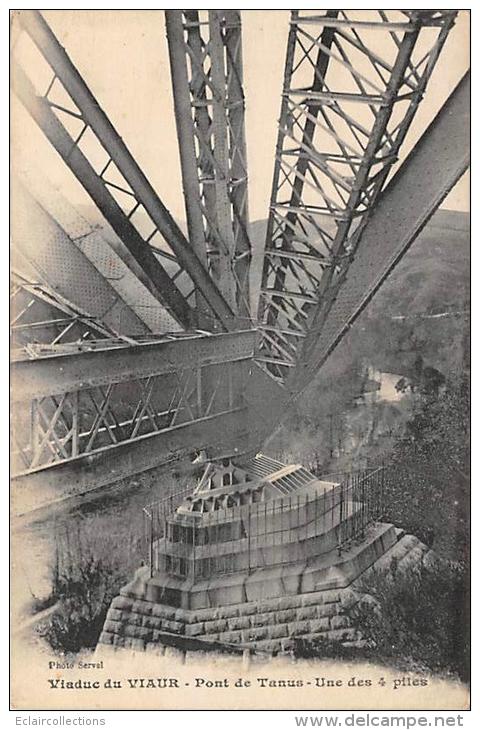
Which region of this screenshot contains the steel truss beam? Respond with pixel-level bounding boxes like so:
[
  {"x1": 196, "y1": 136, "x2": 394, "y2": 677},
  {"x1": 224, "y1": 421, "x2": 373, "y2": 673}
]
[
  {"x1": 13, "y1": 9, "x2": 236, "y2": 332},
  {"x1": 11, "y1": 330, "x2": 256, "y2": 488},
  {"x1": 17, "y1": 168, "x2": 181, "y2": 333},
  {"x1": 165, "y1": 10, "x2": 252, "y2": 321},
  {"x1": 12, "y1": 177, "x2": 150, "y2": 338},
  {"x1": 12, "y1": 410, "x2": 250, "y2": 520},
  {"x1": 11, "y1": 330, "x2": 257, "y2": 401},
  {"x1": 238, "y1": 71, "x2": 470, "y2": 457},
  {"x1": 12, "y1": 61, "x2": 195, "y2": 330},
  {"x1": 10, "y1": 271, "x2": 126, "y2": 357},
  {"x1": 293, "y1": 71, "x2": 470, "y2": 391},
  {"x1": 256, "y1": 9, "x2": 458, "y2": 383}
]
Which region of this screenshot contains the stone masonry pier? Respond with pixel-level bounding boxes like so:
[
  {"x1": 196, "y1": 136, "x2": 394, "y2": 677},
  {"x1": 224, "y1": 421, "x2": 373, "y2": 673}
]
[{"x1": 99, "y1": 526, "x2": 431, "y2": 654}]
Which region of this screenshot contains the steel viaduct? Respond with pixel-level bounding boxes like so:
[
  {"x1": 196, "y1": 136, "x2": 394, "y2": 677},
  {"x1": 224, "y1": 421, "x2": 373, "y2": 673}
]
[{"x1": 10, "y1": 10, "x2": 469, "y2": 520}]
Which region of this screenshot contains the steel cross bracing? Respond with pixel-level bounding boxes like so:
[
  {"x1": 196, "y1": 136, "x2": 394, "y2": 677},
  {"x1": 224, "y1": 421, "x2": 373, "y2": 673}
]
[
  {"x1": 165, "y1": 10, "x2": 252, "y2": 321},
  {"x1": 11, "y1": 330, "x2": 256, "y2": 511},
  {"x1": 15, "y1": 169, "x2": 182, "y2": 333},
  {"x1": 12, "y1": 9, "x2": 236, "y2": 333},
  {"x1": 12, "y1": 176, "x2": 153, "y2": 338},
  {"x1": 293, "y1": 71, "x2": 470, "y2": 391},
  {"x1": 13, "y1": 360, "x2": 244, "y2": 472},
  {"x1": 245, "y1": 68, "x2": 469, "y2": 455},
  {"x1": 10, "y1": 271, "x2": 122, "y2": 358},
  {"x1": 256, "y1": 9, "x2": 458, "y2": 384}
]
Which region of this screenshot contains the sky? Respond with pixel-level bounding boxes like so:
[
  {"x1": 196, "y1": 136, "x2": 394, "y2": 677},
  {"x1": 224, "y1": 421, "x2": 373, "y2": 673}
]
[{"x1": 11, "y1": 10, "x2": 470, "y2": 223}]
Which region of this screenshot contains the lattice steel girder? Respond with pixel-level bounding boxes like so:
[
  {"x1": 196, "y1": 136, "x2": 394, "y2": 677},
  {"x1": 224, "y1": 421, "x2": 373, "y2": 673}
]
[
  {"x1": 238, "y1": 71, "x2": 470, "y2": 455},
  {"x1": 11, "y1": 327, "x2": 255, "y2": 482},
  {"x1": 256, "y1": 9, "x2": 458, "y2": 381},
  {"x1": 12, "y1": 177, "x2": 150, "y2": 338},
  {"x1": 12, "y1": 62, "x2": 196, "y2": 330},
  {"x1": 11, "y1": 329, "x2": 257, "y2": 401},
  {"x1": 11, "y1": 408, "x2": 250, "y2": 520},
  {"x1": 165, "y1": 10, "x2": 252, "y2": 320},
  {"x1": 20, "y1": 168, "x2": 181, "y2": 333},
  {"x1": 12, "y1": 353, "x2": 252, "y2": 479},
  {"x1": 14, "y1": 10, "x2": 236, "y2": 332},
  {"x1": 10, "y1": 271, "x2": 120, "y2": 354},
  {"x1": 293, "y1": 71, "x2": 470, "y2": 391}
]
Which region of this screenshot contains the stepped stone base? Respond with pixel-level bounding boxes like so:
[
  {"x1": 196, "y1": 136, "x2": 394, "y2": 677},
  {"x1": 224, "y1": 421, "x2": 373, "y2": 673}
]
[
  {"x1": 134, "y1": 521, "x2": 397, "y2": 610},
  {"x1": 99, "y1": 525, "x2": 432, "y2": 654}
]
